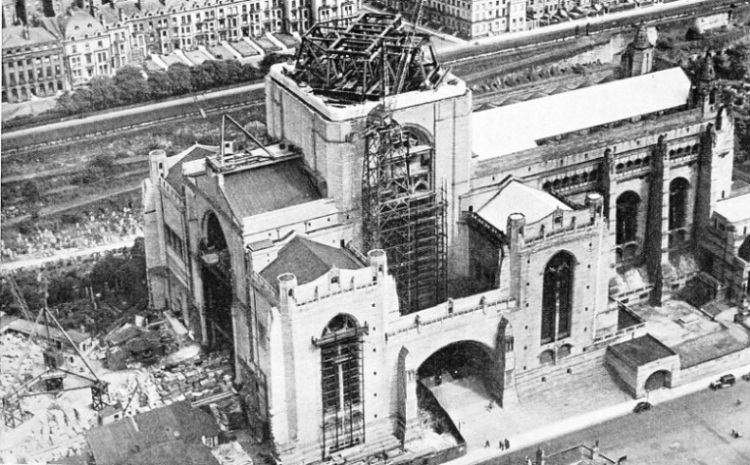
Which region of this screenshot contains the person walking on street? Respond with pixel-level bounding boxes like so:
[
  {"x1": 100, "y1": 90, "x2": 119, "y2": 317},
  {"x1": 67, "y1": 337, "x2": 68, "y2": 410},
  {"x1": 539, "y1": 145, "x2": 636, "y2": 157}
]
[{"x1": 505, "y1": 438, "x2": 510, "y2": 450}]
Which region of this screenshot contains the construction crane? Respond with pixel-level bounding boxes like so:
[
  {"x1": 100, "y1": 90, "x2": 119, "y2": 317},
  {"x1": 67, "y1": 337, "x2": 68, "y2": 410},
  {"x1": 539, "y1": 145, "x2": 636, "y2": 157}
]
[
  {"x1": 394, "y1": 0, "x2": 426, "y2": 95},
  {"x1": 2, "y1": 272, "x2": 34, "y2": 321},
  {"x1": 2, "y1": 273, "x2": 110, "y2": 429}
]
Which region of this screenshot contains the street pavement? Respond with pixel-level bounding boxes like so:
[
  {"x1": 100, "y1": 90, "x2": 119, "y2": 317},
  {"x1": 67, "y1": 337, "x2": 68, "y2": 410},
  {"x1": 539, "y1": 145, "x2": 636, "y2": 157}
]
[{"x1": 447, "y1": 364, "x2": 750, "y2": 465}]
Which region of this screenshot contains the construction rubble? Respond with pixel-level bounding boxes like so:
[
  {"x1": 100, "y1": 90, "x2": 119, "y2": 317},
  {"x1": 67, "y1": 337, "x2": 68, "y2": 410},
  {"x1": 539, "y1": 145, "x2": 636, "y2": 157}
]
[{"x1": 1, "y1": 311, "x2": 247, "y2": 464}]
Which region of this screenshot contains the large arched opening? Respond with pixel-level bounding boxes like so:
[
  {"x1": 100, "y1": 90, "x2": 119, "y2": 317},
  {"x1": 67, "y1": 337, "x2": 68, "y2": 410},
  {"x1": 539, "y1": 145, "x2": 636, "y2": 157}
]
[
  {"x1": 416, "y1": 340, "x2": 497, "y2": 449},
  {"x1": 541, "y1": 251, "x2": 575, "y2": 344},
  {"x1": 616, "y1": 191, "x2": 641, "y2": 245},
  {"x1": 668, "y1": 178, "x2": 690, "y2": 230},
  {"x1": 200, "y1": 211, "x2": 233, "y2": 351},
  {"x1": 645, "y1": 369, "x2": 671, "y2": 392},
  {"x1": 317, "y1": 314, "x2": 366, "y2": 458}
]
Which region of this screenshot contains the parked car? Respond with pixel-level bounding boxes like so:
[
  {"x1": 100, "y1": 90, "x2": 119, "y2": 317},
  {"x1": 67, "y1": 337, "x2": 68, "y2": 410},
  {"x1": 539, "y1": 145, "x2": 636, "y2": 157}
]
[
  {"x1": 633, "y1": 401, "x2": 651, "y2": 413},
  {"x1": 742, "y1": 372, "x2": 750, "y2": 382},
  {"x1": 710, "y1": 374, "x2": 737, "y2": 390}
]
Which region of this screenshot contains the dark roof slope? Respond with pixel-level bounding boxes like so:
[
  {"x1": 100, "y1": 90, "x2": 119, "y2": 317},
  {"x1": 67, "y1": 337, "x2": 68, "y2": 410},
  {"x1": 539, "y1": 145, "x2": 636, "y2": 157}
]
[
  {"x1": 86, "y1": 401, "x2": 219, "y2": 465},
  {"x1": 608, "y1": 334, "x2": 676, "y2": 368},
  {"x1": 165, "y1": 145, "x2": 217, "y2": 191},
  {"x1": 260, "y1": 236, "x2": 364, "y2": 289},
  {"x1": 222, "y1": 159, "x2": 321, "y2": 219},
  {"x1": 125, "y1": 441, "x2": 220, "y2": 465}
]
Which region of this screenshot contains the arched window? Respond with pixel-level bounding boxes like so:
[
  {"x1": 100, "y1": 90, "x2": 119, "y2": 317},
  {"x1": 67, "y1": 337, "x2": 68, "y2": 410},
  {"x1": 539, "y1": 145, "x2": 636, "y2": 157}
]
[
  {"x1": 669, "y1": 178, "x2": 690, "y2": 230},
  {"x1": 541, "y1": 252, "x2": 575, "y2": 344},
  {"x1": 319, "y1": 314, "x2": 365, "y2": 454},
  {"x1": 205, "y1": 212, "x2": 227, "y2": 250},
  {"x1": 616, "y1": 191, "x2": 641, "y2": 245}
]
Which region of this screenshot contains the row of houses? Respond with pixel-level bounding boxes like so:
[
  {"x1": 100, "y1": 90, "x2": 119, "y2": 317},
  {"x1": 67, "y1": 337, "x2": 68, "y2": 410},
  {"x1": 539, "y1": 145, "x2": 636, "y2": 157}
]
[
  {"x1": 2, "y1": 0, "x2": 361, "y2": 103},
  {"x1": 382, "y1": 0, "x2": 666, "y2": 39}
]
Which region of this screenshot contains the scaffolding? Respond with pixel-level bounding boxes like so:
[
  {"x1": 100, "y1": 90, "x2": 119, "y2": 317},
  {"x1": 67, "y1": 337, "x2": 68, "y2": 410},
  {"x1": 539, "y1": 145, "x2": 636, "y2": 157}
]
[
  {"x1": 362, "y1": 108, "x2": 447, "y2": 314},
  {"x1": 287, "y1": 12, "x2": 444, "y2": 104},
  {"x1": 313, "y1": 320, "x2": 369, "y2": 458}
]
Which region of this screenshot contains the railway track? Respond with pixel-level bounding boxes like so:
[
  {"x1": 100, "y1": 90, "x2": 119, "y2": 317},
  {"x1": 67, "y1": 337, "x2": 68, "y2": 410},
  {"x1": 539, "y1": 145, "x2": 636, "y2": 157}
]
[
  {"x1": 2, "y1": 99, "x2": 264, "y2": 157},
  {"x1": 443, "y1": 0, "x2": 750, "y2": 67}
]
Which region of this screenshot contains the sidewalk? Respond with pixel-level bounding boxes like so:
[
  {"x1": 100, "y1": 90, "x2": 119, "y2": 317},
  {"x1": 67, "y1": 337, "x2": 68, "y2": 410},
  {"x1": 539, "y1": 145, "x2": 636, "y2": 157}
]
[{"x1": 445, "y1": 362, "x2": 750, "y2": 465}]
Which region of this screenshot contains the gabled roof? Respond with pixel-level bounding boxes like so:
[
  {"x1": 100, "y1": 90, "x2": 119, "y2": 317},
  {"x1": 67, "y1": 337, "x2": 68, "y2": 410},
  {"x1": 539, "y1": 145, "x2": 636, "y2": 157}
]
[
  {"x1": 476, "y1": 179, "x2": 571, "y2": 232},
  {"x1": 472, "y1": 68, "x2": 692, "y2": 159},
  {"x1": 260, "y1": 236, "x2": 364, "y2": 289},
  {"x1": 165, "y1": 145, "x2": 218, "y2": 191},
  {"x1": 222, "y1": 159, "x2": 321, "y2": 219}
]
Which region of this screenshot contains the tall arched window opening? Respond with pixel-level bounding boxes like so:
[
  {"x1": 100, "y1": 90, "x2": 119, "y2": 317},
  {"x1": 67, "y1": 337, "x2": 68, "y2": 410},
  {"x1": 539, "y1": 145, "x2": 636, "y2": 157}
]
[
  {"x1": 616, "y1": 191, "x2": 641, "y2": 245},
  {"x1": 541, "y1": 252, "x2": 575, "y2": 344},
  {"x1": 317, "y1": 314, "x2": 367, "y2": 456},
  {"x1": 669, "y1": 178, "x2": 690, "y2": 230}
]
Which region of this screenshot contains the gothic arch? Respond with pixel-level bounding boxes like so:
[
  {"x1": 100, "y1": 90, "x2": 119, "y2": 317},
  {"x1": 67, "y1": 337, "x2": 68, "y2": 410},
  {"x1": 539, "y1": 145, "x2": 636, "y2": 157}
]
[
  {"x1": 669, "y1": 177, "x2": 690, "y2": 230},
  {"x1": 616, "y1": 191, "x2": 641, "y2": 245},
  {"x1": 541, "y1": 251, "x2": 576, "y2": 344}
]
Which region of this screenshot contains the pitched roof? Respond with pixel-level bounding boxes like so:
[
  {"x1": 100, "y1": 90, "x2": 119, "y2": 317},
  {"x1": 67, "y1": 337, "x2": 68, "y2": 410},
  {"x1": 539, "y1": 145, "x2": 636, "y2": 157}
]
[
  {"x1": 260, "y1": 236, "x2": 364, "y2": 288},
  {"x1": 2, "y1": 25, "x2": 58, "y2": 48},
  {"x1": 125, "y1": 440, "x2": 220, "y2": 465},
  {"x1": 86, "y1": 401, "x2": 220, "y2": 465},
  {"x1": 3, "y1": 317, "x2": 90, "y2": 344},
  {"x1": 472, "y1": 68, "x2": 692, "y2": 159},
  {"x1": 222, "y1": 159, "x2": 321, "y2": 219},
  {"x1": 165, "y1": 145, "x2": 218, "y2": 191},
  {"x1": 715, "y1": 193, "x2": 750, "y2": 224},
  {"x1": 476, "y1": 179, "x2": 571, "y2": 232}
]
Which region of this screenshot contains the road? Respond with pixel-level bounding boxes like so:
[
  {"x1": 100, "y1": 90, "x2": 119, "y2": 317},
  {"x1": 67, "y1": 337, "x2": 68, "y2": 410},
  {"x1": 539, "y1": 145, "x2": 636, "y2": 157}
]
[{"x1": 479, "y1": 379, "x2": 750, "y2": 465}]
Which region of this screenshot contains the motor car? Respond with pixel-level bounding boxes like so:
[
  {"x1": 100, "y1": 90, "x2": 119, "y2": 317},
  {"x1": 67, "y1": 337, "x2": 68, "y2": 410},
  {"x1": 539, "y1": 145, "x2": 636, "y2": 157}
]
[
  {"x1": 742, "y1": 372, "x2": 750, "y2": 381},
  {"x1": 633, "y1": 401, "x2": 651, "y2": 413},
  {"x1": 710, "y1": 374, "x2": 736, "y2": 390}
]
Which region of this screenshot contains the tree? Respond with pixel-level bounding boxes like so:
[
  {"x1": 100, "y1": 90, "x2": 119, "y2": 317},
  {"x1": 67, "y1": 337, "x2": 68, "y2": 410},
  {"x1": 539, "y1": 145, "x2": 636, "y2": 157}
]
[
  {"x1": 147, "y1": 70, "x2": 173, "y2": 99},
  {"x1": 88, "y1": 76, "x2": 118, "y2": 110},
  {"x1": 726, "y1": 43, "x2": 750, "y2": 80},
  {"x1": 113, "y1": 65, "x2": 150, "y2": 104},
  {"x1": 167, "y1": 63, "x2": 193, "y2": 94},
  {"x1": 191, "y1": 61, "x2": 218, "y2": 90}
]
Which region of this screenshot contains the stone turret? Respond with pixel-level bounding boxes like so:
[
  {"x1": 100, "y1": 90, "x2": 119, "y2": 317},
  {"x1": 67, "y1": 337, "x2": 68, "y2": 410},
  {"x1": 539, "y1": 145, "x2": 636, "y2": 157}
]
[
  {"x1": 691, "y1": 51, "x2": 719, "y2": 115},
  {"x1": 621, "y1": 22, "x2": 655, "y2": 77}
]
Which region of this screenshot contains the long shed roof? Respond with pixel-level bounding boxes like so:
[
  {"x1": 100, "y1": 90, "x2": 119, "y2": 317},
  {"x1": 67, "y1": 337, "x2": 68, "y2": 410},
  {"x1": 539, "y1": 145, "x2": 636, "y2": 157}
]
[{"x1": 472, "y1": 68, "x2": 692, "y2": 160}]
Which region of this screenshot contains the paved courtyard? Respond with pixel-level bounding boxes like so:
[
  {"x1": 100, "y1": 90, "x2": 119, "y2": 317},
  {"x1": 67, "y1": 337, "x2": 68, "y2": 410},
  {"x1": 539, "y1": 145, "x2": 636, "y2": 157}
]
[{"x1": 426, "y1": 364, "x2": 632, "y2": 451}]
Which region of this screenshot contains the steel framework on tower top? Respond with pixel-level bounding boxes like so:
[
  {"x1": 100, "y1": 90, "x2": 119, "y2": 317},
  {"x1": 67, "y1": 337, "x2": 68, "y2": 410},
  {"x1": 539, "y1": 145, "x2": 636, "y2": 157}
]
[{"x1": 287, "y1": 12, "x2": 445, "y2": 104}]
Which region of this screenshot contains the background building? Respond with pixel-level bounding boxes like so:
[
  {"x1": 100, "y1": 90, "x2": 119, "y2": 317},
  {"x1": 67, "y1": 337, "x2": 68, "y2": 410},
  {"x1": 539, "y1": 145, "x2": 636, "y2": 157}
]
[{"x1": 2, "y1": 24, "x2": 69, "y2": 102}]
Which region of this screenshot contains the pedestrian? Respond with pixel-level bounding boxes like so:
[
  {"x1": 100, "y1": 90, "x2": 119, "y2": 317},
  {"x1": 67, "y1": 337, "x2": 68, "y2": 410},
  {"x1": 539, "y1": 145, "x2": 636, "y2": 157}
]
[
  {"x1": 485, "y1": 440, "x2": 490, "y2": 448},
  {"x1": 499, "y1": 440, "x2": 504, "y2": 450},
  {"x1": 487, "y1": 399, "x2": 494, "y2": 411},
  {"x1": 505, "y1": 438, "x2": 510, "y2": 450}
]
